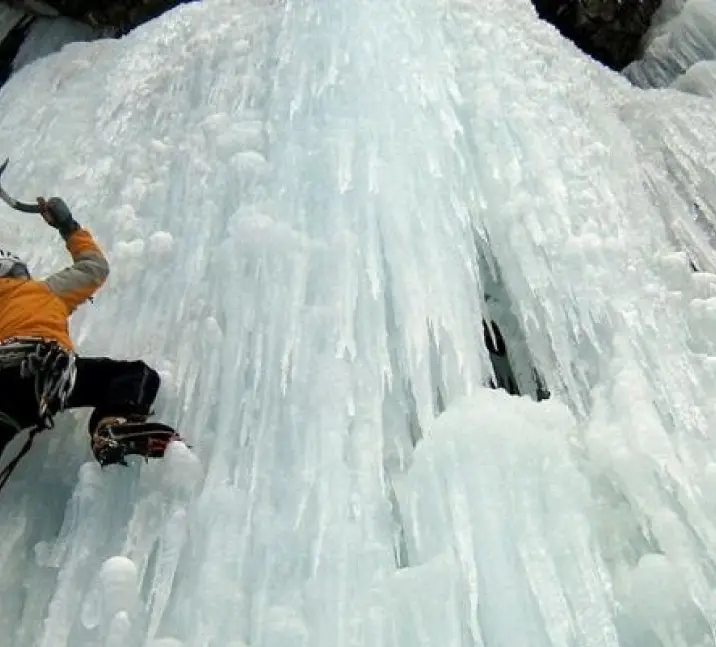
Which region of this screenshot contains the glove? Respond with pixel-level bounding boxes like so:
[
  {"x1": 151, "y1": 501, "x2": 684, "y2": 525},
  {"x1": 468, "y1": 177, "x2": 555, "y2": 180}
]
[{"x1": 38, "y1": 197, "x2": 80, "y2": 240}]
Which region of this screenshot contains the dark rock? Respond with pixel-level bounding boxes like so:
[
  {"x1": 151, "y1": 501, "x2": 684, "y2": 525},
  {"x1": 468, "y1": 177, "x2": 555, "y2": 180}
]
[
  {"x1": 4, "y1": 1, "x2": 59, "y2": 17},
  {"x1": 4, "y1": 0, "x2": 192, "y2": 34},
  {"x1": 0, "y1": 14, "x2": 35, "y2": 88},
  {"x1": 532, "y1": 0, "x2": 663, "y2": 70},
  {"x1": 5, "y1": 0, "x2": 662, "y2": 70}
]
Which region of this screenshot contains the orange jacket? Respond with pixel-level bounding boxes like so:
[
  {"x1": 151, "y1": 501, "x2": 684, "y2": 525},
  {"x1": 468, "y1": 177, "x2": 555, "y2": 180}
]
[{"x1": 0, "y1": 229, "x2": 109, "y2": 351}]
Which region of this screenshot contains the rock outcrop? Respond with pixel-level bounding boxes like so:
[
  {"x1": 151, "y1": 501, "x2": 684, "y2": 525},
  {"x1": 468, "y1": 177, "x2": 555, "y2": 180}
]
[
  {"x1": 4, "y1": 0, "x2": 665, "y2": 68},
  {"x1": 1, "y1": 0, "x2": 667, "y2": 74},
  {"x1": 533, "y1": 0, "x2": 663, "y2": 70},
  {"x1": 5, "y1": 0, "x2": 185, "y2": 33}
]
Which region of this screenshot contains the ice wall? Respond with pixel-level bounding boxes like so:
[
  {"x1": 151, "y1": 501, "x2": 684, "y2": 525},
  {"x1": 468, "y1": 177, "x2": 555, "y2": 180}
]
[
  {"x1": 618, "y1": 0, "x2": 716, "y2": 272},
  {"x1": 624, "y1": 0, "x2": 716, "y2": 93},
  {"x1": 0, "y1": 0, "x2": 714, "y2": 646},
  {"x1": 0, "y1": 4, "x2": 97, "y2": 85}
]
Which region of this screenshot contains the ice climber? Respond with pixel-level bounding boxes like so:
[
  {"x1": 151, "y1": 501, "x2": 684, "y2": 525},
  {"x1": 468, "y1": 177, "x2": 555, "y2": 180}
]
[{"x1": 0, "y1": 192, "x2": 180, "y2": 489}]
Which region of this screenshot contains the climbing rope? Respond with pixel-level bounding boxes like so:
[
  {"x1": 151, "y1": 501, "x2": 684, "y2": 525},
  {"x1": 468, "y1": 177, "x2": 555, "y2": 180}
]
[{"x1": 0, "y1": 338, "x2": 77, "y2": 491}]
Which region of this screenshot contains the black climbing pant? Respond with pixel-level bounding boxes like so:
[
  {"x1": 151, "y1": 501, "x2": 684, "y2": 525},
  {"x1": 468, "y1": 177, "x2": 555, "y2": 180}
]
[{"x1": 0, "y1": 357, "x2": 160, "y2": 456}]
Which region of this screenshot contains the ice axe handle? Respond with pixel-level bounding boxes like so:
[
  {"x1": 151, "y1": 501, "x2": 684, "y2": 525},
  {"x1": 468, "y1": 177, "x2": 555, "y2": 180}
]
[{"x1": 0, "y1": 158, "x2": 42, "y2": 214}]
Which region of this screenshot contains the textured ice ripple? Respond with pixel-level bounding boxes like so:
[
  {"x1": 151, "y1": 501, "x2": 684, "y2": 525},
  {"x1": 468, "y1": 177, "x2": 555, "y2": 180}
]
[{"x1": 0, "y1": 0, "x2": 714, "y2": 646}]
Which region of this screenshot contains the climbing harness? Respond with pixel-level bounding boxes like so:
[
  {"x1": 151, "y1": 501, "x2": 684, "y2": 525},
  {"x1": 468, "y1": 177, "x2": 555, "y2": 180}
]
[{"x1": 0, "y1": 338, "x2": 77, "y2": 491}]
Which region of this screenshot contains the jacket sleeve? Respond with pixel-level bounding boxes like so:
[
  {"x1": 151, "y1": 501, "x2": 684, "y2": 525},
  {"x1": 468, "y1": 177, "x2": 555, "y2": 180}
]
[{"x1": 42, "y1": 228, "x2": 110, "y2": 312}]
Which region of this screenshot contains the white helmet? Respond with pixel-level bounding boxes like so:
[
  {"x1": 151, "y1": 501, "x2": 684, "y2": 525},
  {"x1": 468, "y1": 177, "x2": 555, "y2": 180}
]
[{"x1": 0, "y1": 248, "x2": 29, "y2": 279}]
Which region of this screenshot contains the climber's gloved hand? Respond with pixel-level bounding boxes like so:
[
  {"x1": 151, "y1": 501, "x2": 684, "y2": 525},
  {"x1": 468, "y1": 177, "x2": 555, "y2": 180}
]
[{"x1": 37, "y1": 197, "x2": 80, "y2": 239}]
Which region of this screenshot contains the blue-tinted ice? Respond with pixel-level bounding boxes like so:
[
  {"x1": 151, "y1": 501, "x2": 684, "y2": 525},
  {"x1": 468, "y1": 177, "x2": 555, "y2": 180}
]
[{"x1": 0, "y1": 0, "x2": 716, "y2": 646}]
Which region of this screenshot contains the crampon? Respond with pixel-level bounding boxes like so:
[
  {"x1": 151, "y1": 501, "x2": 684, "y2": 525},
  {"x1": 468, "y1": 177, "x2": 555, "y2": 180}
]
[{"x1": 91, "y1": 421, "x2": 182, "y2": 467}]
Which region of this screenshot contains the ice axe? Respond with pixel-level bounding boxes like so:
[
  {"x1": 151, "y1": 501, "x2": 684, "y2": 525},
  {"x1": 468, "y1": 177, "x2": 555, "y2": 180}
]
[{"x1": 0, "y1": 158, "x2": 42, "y2": 214}]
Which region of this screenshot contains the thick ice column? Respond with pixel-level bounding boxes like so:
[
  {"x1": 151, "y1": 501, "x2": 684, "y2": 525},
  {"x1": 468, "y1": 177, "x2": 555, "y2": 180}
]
[
  {"x1": 177, "y1": 2, "x2": 492, "y2": 645},
  {"x1": 265, "y1": 0, "x2": 491, "y2": 416}
]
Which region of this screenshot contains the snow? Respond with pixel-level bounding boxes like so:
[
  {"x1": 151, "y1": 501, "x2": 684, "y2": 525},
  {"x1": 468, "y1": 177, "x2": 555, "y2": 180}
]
[{"x1": 0, "y1": 0, "x2": 714, "y2": 646}]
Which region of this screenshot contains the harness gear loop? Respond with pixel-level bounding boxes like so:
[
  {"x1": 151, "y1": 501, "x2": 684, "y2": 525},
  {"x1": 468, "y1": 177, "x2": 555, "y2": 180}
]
[{"x1": 0, "y1": 338, "x2": 77, "y2": 490}]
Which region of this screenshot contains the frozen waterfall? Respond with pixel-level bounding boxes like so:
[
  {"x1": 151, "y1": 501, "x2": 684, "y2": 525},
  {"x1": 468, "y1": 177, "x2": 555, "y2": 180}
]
[{"x1": 1, "y1": 0, "x2": 716, "y2": 646}]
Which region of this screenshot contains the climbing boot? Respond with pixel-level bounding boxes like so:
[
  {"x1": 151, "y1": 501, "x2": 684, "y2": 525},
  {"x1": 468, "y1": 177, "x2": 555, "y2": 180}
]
[{"x1": 91, "y1": 414, "x2": 181, "y2": 467}]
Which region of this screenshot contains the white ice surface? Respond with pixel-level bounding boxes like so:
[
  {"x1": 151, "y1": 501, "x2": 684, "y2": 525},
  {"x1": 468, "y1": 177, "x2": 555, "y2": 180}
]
[
  {"x1": 616, "y1": 89, "x2": 716, "y2": 274},
  {"x1": 0, "y1": 0, "x2": 715, "y2": 646},
  {"x1": 625, "y1": 0, "x2": 716, "y2": 92}
]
